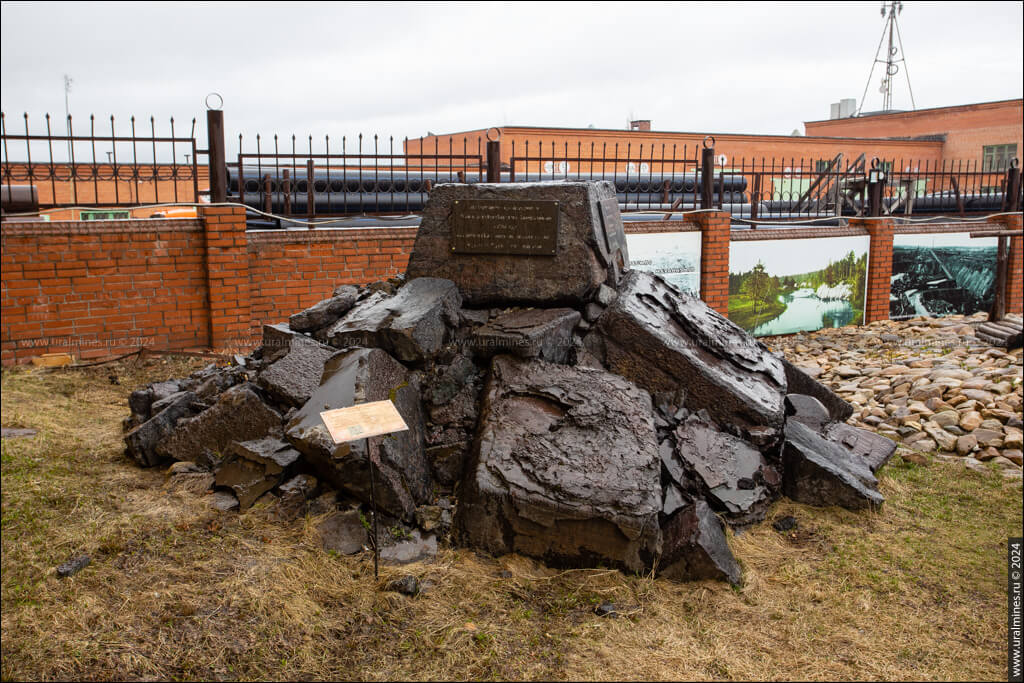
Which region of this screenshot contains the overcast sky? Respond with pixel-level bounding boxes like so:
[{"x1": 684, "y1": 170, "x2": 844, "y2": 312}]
[{"x1": 2, "y1": 1, "x2": 1021, "y2": 157}]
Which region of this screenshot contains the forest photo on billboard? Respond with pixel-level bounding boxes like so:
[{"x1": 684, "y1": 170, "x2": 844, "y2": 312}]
[
  {"x1": 729, "y1": 236, "x2": 869, "y2": 337},
  {"x1": 889, "y1": 232, "x2": 997, "y2": 320}
]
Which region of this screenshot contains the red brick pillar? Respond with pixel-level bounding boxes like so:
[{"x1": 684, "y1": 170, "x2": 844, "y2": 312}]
[
  {"x1": 991, "y1": 214, "x2": 1023, "y2": 315},
  {"x1": 694, "y1": 211, "x2": 730, "y2": 316},
  {"x1": 851, "y1": 216, "x2": 894, "y2": 323},
  {"x1": 200, "y1": 206, "x2": 253, "y2": 352}
]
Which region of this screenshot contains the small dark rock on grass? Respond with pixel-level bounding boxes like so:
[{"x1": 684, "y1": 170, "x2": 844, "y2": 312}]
[
  {"x1": 386, "y1": 575, "x2": 421, "y2": 596},
  {"x1": 772, "y1": 516, "x2": 798, "y2": 532},
  {"x1": 594, "y1": 602, "x2": 617, "y2": 618},
  {"x1": 56, "y1": 554, "x2": 91, "y2": 578}
]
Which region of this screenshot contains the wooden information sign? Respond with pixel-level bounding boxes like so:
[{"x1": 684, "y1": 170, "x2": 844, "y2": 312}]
[
  {"x1": 451, "y1": 199, "x2": 559, "y2": 256},
  {"x1": 320, "y1": 400, "x2": 409, "y2": 444},
  {"x1": 319, "y1": 399, "x2": 409, "y2": 579}
]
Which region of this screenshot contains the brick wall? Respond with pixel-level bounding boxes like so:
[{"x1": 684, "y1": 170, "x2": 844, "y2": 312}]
[
  {"x1": 692, "y1": 211, "x2": 731, "y2": 315},
  {"x1": 993, "y1": 213, "x2": 1023, "y2": 315},
  {"x1": 1, "y1": 218, "x2": 209, "y2": 364},
  {"x1": 246, "y1": 226, "x2": 417, "y2": 331},
  {"x1": 2, "y1": 211, "x2": 1019, "y2": 365},
  {"x1": 850, "y1": 216, "x2": 895, "y2": 323}
]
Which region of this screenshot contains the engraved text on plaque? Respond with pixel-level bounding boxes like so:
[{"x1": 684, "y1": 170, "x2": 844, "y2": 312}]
[{"x1": 451, "y1": 199, "x2": 559, "y2": 256}]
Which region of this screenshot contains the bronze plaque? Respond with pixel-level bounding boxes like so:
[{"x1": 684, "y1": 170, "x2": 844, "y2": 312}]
[{"x1": 451, "y1": 199, "x2": 559, "y2": 256}]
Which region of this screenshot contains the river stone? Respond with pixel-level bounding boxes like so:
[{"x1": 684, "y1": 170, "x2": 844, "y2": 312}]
[
  {"x1": 285, "y1": 347, "x2": 430, "y2": 521},
  {"x1": 258, "y1": 335, "x2": 338, "y2": 408},
  {"x1": 823, "y1": 421, "x2": 897, "y2": 475},
  {"x1": 923, "y1": 422, "x2": 957, "y2": 452},
  {"x1": 659, "y1": 500, "x2": 742, "y2": 585},
  {"x1": 586, "y1": 270, "x2": 786, "y2": 436},
  {"x1": 669, "y1": 415, "x2": 776, "y2": 523},
  {"x1": 782, "y1": 420, "x2": 885, "y2": 509},
  {"x1": 214, "y1": 437, "x2": 301, "y2": 510},
  {"x1": 972, "y1": 428, "x2": 1004, "y2": 448},
  {"x1": 124, "y1": 391, "x2": 198, "y2": 467},
  {"x1": 956, "y1": 433, "x2": 978, "y2": 455},
  {"x1": 780, "y1": 357, "x2": 853, "y2": 423},
  {"x1": 959, "y1": 411, "x2": 983, "y2": 431},
  {"x1": 406, "y1": 181, "x2": 626, "y2": 306},
  {"x1": 289, "y1": 286, "x2": 359, "y2": 333},
  {"x1": 325, "y1": 277, "x2": 462, "y2": 363},
  {"x1": 930, "y1": 410, "x2": 960, "y2": 428},
  {"x1": 455, "y1": 356, "x2": 661, "y2": 573},
  {"x1": 154, "y1": 384, "x2": 282, "y2": 470},
  {"x1": 961, "y1": 389, "x2": 995, "y2": 404},
  {"x1": 470, "y1": 308, "x2": 581, "y2": 364}
]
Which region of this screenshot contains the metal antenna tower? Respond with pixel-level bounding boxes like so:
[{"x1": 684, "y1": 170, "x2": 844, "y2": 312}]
[{"x1": 857, "y1": 1, "x2": 916, "y2": 115}]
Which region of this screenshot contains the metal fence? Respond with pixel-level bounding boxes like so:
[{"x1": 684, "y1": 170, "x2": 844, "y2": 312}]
[
  {"x1": 1, "y1": 112, "x2": 200, "y2": 211},
  {"x1": 2, "y1": 108, "x2": 1021, "y2": 224},
  {"x1": 229, "y1": 132, "x2": 483, "y2": 217}
]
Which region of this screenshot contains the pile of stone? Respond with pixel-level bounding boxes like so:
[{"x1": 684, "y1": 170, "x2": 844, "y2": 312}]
[
  {"x1": 774, "y1": 317, "x2": 1023, "y2": 475},
  {"x1": 123, "y1": 181, "x2": 895, "y2": 585}
]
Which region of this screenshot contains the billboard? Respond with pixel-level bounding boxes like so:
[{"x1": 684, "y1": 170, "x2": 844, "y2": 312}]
[
  {"x1": 625, "y1": 231, "x2": 701, "y2": 295},
  {"x1": 890, "y1": 232, "x2": 997, "y2": 319},
  {"x1": 729, "y1": 235, "x2": 870, "y2": 336}
]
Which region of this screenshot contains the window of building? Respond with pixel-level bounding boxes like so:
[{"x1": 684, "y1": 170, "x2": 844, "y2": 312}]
[
  {"x1": 80, "y1": 209, "x2": 130, "y2": 220},
  {"x1": 982, "y1": 144, "x2": 1017, "y2": 171}
]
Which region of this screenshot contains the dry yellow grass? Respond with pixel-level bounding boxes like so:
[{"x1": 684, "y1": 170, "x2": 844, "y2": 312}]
[{"x1": 1, "y1": 355, "x2": 1021, "y2": 681}]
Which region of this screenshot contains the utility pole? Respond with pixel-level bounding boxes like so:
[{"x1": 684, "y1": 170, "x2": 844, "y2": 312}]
[{"x1": 857, "y1": 2, "x2": 916, "y2": 115}]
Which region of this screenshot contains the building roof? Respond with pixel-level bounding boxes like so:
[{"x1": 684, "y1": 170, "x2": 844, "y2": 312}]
[{"x1": 804, "y1": 98, "x2": 1022, "y2": 125}]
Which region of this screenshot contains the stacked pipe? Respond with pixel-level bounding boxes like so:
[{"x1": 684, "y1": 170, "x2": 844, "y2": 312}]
[{"x1": 226, "y1": 167, "x2": 749, "y2": 216}]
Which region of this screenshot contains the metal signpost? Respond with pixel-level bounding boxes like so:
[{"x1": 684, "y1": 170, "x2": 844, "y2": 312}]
[{"x1": 320, "y1": 400, "x2": 409, "y2": 579}]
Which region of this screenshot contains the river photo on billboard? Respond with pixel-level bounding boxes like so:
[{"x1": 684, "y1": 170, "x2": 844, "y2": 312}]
[
  {"x1": 625, "y1": 231, "x2": 701, "y2": 295},
  {"x1": 729, "y1": 236, "x2": 869, "y2": 336},
  {"x1": 889, "y1": 232, "x2": 997, "y2": 320}
]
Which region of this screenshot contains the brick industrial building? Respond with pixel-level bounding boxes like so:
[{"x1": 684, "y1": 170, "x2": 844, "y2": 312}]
[{"x1": 408, "y1": 98, "x2": 1022, "y2": 173}]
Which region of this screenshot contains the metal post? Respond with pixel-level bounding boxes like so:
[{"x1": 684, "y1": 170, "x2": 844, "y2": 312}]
[
  {"x1": 1006, "y1": 163, "x2": 1021, "y2": 212},
  {"x1": 206, "y1": 109, "x2": 227, "y2": 203},
  {"x1": 486, "y1": 140, "x2": 501, "y2": 183},
  {"x1": 700, "y1": 145, "x2": 714, "y2": 209},
  {"x1": 282, "y1": 168, "x2": 291, "y2": 215},
  {"x1": 990, "y1": 236, "x2": 1008, "y2": 322},
  {"x1": 306, "y1": 159, "x2": 315, "y2": 224},
  {"x1": 366, "y1": 437, "x2": 380, "y2": 580},
  {"x1": 867, "y1": 180, "x2": 883, "y2": 217},
  {"x1": 262, "y1": 173, "x2": 271, "y2": 214}
]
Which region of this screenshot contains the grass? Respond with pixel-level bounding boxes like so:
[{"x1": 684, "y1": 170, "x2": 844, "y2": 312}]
[
  {"x1": 2, "y1": 356, "x2": 1022, "y2": 681},
  {"x1": 727, "y1": 294, "x2": 786, "y2": 333}
]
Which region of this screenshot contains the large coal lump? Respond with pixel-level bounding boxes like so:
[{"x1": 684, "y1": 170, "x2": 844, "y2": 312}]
[
  {"x1": 469, "y1": 308, "x2": 581, "y2": 364},
  {"x1": 155, "y1": 384, "x2": 282, "y2": 469},
  {"x1": 285, "y1": 347, "x2": 430, "y2": 521},
  {"x1": 215, "y1": 436, "x2": 301, "y2": 510},
  {"x1": 782, "y1": 420, "x2": 885, "y2": 509},
  {"x1": 258, "y1": 334, "x2": 338, "y2": 408},
  {"x1": 669, "y1": 414, "x2": 779, "y2": 524},
  {"x1": 586, "y1": 270, "x2": 787, "y2": 435},
  {"x1": 325, "y1": 277, "x2": 461, "y2": 363},
  {"x1": 659, "y1": 500, "x2": 742, "y2": 585},
  {"x1": 406, "y1": 182, "x2": 627, "y2": 306},
  {"x1": 455, "y1": 356, "x2": 661, "y2": 572}
]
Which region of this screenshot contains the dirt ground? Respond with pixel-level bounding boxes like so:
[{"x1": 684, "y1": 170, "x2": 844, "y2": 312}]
[{"x1": 1, "y1": 353, "x2": 1021, "y2": 681}]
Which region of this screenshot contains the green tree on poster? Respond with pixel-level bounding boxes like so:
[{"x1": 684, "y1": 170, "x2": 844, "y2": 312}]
[{"x1": 740, "y1": 262, "x2": 774, "y2": 327}]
